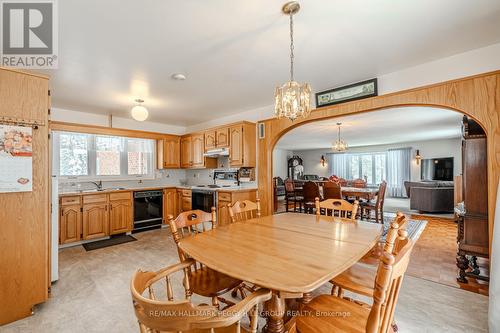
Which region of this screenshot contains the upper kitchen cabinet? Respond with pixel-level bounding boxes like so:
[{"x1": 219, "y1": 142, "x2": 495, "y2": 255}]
[
  {"x1": 205, "y1": 128, "x2": 230, "y2": 150},
  {"x1": 229, "y1": 122, "x2": 256, "y2": 168},
  {"x1": 181, "y1": 134, "x2": 217, "y2": 169},
  {"x1": 180, "y1": 135, "x2": 193, "y2": 168},
  {"x1": 157, "y1": 135, "x2": 181, "y2": 169}
]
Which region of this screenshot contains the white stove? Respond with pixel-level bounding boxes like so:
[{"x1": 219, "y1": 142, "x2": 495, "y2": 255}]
[{"x1": 191, "y1": 170, "x2": 239, "y2": 212}]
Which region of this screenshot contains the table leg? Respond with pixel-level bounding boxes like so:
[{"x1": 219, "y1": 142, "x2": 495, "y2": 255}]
[
  {"x1": 300, "y1": 292, "x2": 313, "y2": 305},
  {"x1": 264, "y1": 292, "x2": 286, "y2": 333},
  {"x1": 456, "y1": 254, "x2": 468, "y2": 283}
]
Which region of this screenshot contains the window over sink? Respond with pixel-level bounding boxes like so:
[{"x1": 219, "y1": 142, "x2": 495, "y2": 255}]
[{"x1": 53, "y1": 131, "x2": 155, "y2": 180}]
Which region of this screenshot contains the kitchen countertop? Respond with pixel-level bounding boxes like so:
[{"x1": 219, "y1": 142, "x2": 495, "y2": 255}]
[{"x1": 58, "y1": 185, "x2": 257, "y2": 197}]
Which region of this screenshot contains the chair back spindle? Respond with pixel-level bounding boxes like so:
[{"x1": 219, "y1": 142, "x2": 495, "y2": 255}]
[
  {"x1": 315, "y1": 198, "x2": 359, "y2": 220},
  {"x1": 228, "y1": 198, "x2": 261, "y2": 223}
]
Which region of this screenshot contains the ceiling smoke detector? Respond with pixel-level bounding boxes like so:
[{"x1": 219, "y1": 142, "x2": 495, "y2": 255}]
[{"x1": 171, "y1": 73, "x2": 187, "y2": 81}]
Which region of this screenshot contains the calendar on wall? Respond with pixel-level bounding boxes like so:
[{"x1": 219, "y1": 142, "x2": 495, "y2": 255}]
[{"x1": 0, "y1": 125, "x2": 33, "y2": 193}]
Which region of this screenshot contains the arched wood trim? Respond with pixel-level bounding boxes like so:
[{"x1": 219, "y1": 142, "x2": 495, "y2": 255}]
[{"x1": 257, "y1": 70, "x2": 500, "y2": 251}]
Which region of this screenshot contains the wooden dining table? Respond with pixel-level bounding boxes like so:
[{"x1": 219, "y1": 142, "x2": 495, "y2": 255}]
[
  {"x1": 341, "y1": 186, "x2": 379, "y2": 201},
  {"x1": 178, "y1": 213, "x2": 383, "y2": 333}
]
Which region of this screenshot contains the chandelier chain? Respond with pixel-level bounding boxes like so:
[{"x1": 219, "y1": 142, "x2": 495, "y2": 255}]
[{"x1": 289, "y1": 13, "x2": 294, "y2": 81}]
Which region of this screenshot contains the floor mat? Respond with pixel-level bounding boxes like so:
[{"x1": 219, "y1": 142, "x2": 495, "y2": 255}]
[{"x1": 82, "y1": 234, "x2": 137, "y2": 251}]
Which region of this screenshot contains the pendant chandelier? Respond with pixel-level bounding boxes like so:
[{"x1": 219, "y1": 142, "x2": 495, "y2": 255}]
[
  {"x1": 333, "y1": 122, "x2": 348, "y2": 152},
  {"x1": 274, "y1": 1, "x2": 312, "y2": 121}
]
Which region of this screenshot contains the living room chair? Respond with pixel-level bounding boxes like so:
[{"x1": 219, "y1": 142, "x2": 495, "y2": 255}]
[
  {"x1": 330, "y1": 212, "x2": 408, "y2": 298},
  {"x1": 167, "y1": 209, "x2": 242, "y2": 308},
  {"x1": 302, "y1": 181, "x2": 320, "y2": 214},
  {"x1": 285, "y1": 178, "x2": 303, "y2": 212},
  {"x1": 352, "y1": 178, "x2": 368, "y2": 188},
  {"x1": 315, "y1": 198, "x2": 359, "y2": 220},
  {"x1": 323, "y1": 181, "x2": 342, "y2": 199},
  {"x1": 361, "y1": 181, "x2": 387, "y2": 223},
  {"x1": 292, "y1": 233, "x2": 414, "y2": 333},
  {"x1": 130, "y1": 259, "x2": 272, "y2": 333}
]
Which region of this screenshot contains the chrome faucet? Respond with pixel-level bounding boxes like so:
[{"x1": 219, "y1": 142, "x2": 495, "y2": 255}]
[{"x1": 90, "y1": 180, "x2": 103, "y2": 191}]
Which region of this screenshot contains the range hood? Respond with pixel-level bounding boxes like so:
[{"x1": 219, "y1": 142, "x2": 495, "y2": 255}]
[{"x1": 203, "y1": 147, "x2": 229, "y2": 157}]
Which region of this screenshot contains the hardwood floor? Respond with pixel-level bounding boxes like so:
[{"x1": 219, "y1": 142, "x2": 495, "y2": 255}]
[
  {"x1": 276, "y1": 199, "x2": 490, "y2": 296},
  {"x1": 408, "y1": 215, "x2": 489, "y2": 296}
]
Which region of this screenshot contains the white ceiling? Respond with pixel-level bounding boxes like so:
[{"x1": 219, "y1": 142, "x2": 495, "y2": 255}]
[
  {"x1": 44, "y1": 0, "x2": 500, "y2": 126},
  {"x1": 275, "y1": 107, "x2": 463, "y2": 150}
]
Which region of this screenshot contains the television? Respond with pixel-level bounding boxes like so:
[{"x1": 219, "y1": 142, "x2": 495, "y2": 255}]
[{"x1": 421, "y1": 157, "x2": 454, "y2": 181}]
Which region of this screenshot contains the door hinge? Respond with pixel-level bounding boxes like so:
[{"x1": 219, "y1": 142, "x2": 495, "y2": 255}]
[
  {"x1": 48, "y1": 90, "x2": 51, "y2": 96},
  {"x1": 80, "y1": 207, "x2": 83, "y2": 212},
  {"x1": 48, "y1": 133, "x2": 51, "y2": 139}
]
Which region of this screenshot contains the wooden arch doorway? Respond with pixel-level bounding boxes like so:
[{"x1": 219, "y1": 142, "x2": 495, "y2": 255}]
[{"x1": 257, "y1": 70, "x2": 500, "y2": 250}]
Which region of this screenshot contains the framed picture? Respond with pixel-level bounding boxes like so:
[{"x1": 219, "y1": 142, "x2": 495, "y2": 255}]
[{"x1": 315, "y1": 78, "x2": 378, "y2": 108}]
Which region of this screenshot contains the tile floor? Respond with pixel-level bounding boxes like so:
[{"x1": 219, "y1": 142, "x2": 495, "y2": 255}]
[{"x1": 1, "y1": 225, "x2": 489, "y2": 333}]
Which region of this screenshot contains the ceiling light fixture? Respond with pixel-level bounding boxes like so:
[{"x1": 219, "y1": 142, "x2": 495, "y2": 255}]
[
  {"x1": 274, "y1": 1, "x2": 311, "y2": 121},
  {"x1": 131, "y1": 98, "x2": 148, "y2": 121},
  {"x1": 171, "y1": 73, "x2": 187, "y2": 81},
  {"x1": 332, "y1": 122, "x2": 348, "y2": 152}
]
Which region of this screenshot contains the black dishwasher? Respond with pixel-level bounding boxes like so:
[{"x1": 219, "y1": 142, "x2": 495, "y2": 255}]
[{"x1": 133, "y1": 190, "x2": 163, "y2": 232}]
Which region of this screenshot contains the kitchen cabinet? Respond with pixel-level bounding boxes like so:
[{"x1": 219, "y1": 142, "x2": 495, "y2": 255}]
[
  {"x1": 216, "y1": 128, "x2": 230, "y2": 147},
  {"x1": 163, "y1": 188, "x2": 178, "y2": 221},
  {"x1": 191, "y1": 133, "x2": 205, "y2": 168},
  {"x1": 204, "y1": 130, "x2": 217, "y2": 150},
  {"x1": 109, "y1": 200, "x2": 132, "y2": 234},
  {"x1": 109, "y1": 192, "x2": 133, "y2": 234},
  {"x1": 180, "y1": 136, "x2": 193, "y2": 168},
  {"x1": 82, "y1": 203, "x2": 109, "y2": 240},
  {"x1": 60, "y1": 205, "x2": 82, "y2": 244},
  {"x1": 217, "y1": 189, "x2": 257, "y2": 226},
  {"x1": 205, "y1": 128, "x2": 230, "y2": 150},
  {"x1": 228, "y1": 122, "x2": 256, "y2": 168},
  {"x1": 181, "y1": 134, "x2": 217, "y2": 169},
  {"x1": 157, "y1": 135, "x2": 180, "y2": 169},
  {"x1": 59, "y1": 191, "x2": 133, "y2": 244},
  {"x1": 177, "y1": 189, "x2": 192, "y2": 214}
]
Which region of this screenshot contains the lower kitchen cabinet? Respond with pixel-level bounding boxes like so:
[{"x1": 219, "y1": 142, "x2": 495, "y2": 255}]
[
  {"x1": 163, "y1": 188, "x2": 178, "y2": 221},
  {"x1": 82, "y1": 203, "x2": 109, "y2": 240},
  {"x1": 177, "y1": 189, "x2": 192, "y2": 214},
  {"x1": 60, "y1": 205, "x2": 82, "y2": 244},
  {"x1": 109, "y1": 199, "x2": 132, "y2": 234}
]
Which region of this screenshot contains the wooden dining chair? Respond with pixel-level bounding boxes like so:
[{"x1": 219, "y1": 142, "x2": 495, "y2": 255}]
[
  {"x1": 130, "y1": 258, "x2": 272, "y2": 333},
  {"x1": 294, "y1": 237, "x2": 414, "y2": 333},
  {"x1": 167, "y1": 209, "x2": 243, "y2": 307},
  {"x1": 330, "y1": 212, "x2": 408, "y2": 298},
  {"x1": 227, "y1": 198, "x2": 262, "y2": 297},
  {"x1": 285, "y1": 178, "x2": 303, "y2": 212},
  {"x1": 228, "y1": 198, "x2": 261, "y2": 223},
  {"x1": 361, "y1": 181, "x2": 387, "y2": 223},
  {"x1": 352, "y1": 178, "x2": 368, "y2": 188},
  {"x1": 302, "y1": 181, "x2": 320, "y2": 214},
  {"x1": 322, "y1": 181, "x2": 342, "y2": 199},
  {"x1": 315, "y1": 198, "x2": 359, "y2": 220}
]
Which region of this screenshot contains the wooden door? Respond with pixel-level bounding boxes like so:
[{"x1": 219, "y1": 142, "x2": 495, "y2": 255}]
[
  {"x1": 229, "y1": 125, "x2": 244, "y2": 167},
  {"x1": 109, "y1": 200, "x2": 132, "y2": 234},
  {"x1": 163, "y1": 136, "x2": 180, "y2": 168},
  {"x1": 180, "y1": 136, "x2": 192, "y2": 168},
  {"x1": 216, "y1": 128, "x2": 229, "y2": 148},
  {"x1": 60, "y1": 205, "x2": 81, "y2": 244},
  {"x1": 191, "y1": 133, "x2": 205, "y2": 168},
  {"x1": 82, "y1": 204, "x2": 109, "y2": 240},
  {"x1": 163, "y1": 189, "x2": 178, "y2": 221},
  {"x1": 204, "y1": 130, "x2": 216, "y2": 150}
]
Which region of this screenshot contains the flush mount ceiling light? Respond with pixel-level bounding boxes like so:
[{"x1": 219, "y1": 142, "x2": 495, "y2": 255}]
[
  {"x1": 131, "y1": 98, "x2": 148, "y2": 121},
  {"x1": 332, "y1": 122, "x2": 348, "y2": 152},
  {"x1": 171, "y1": 73, "x2": 187, "y2": 81},
  {"x1": 274, "y1": 1, "x2": 312, "y2": 121}
]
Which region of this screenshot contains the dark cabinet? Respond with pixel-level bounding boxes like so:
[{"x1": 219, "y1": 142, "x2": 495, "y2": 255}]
[{"x1": 456, "y1": 116, "x2": 489, "y2": 283}]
